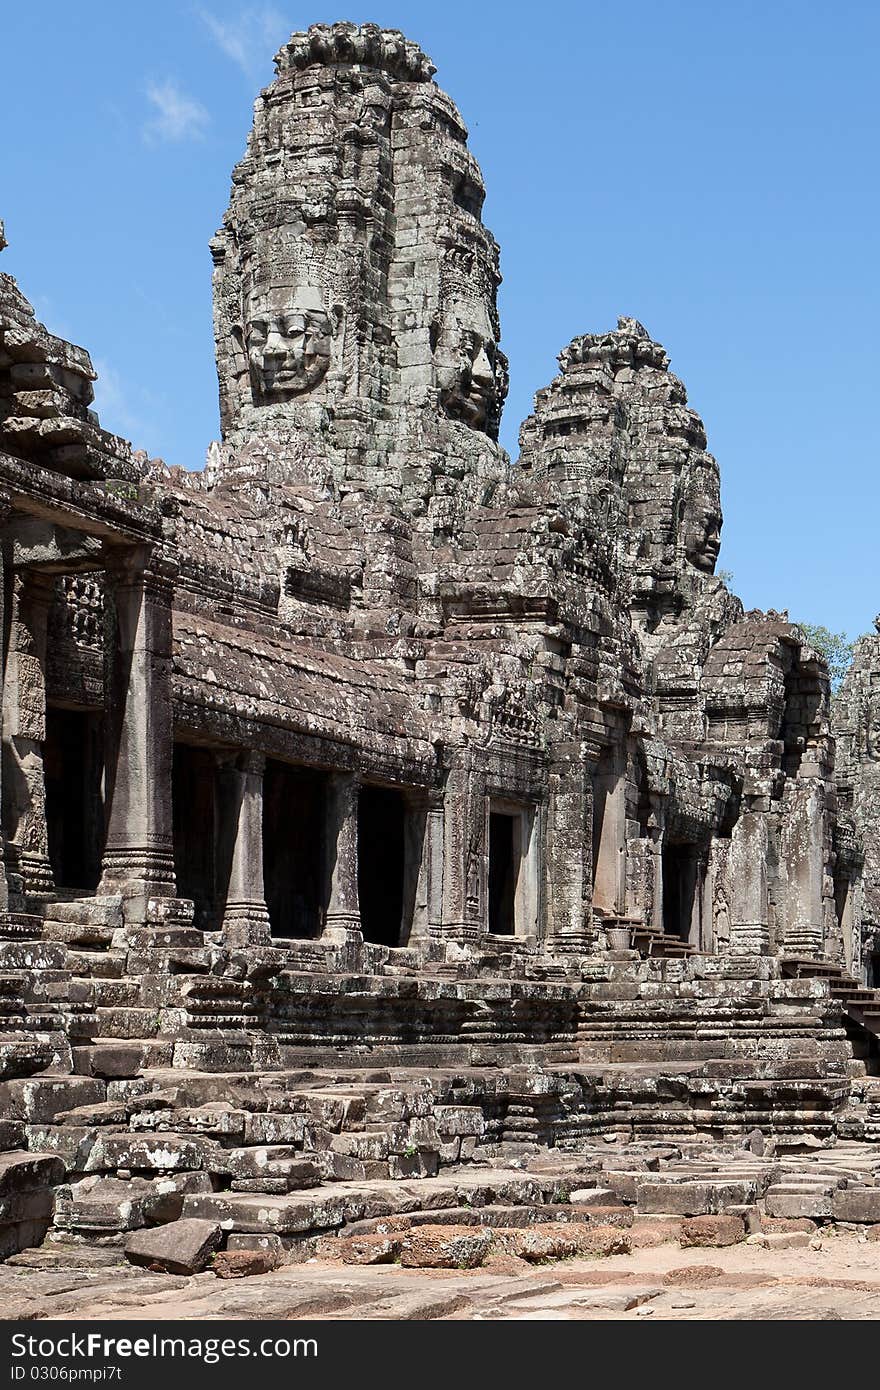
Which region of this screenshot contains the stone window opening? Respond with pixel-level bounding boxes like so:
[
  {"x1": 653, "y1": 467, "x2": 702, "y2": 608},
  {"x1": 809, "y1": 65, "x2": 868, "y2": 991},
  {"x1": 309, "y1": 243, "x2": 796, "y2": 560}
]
[
  {"x1": 44, "y1": 706, "x2": 104, "y2": 893},
  {"x1": 487, "y1": 799, "x2": 538, "y2": 940}
]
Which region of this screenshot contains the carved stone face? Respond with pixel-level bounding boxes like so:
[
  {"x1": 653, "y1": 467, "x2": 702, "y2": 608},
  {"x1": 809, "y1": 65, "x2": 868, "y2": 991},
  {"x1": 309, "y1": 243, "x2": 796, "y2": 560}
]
[
  {"x1": 680, "y1": 470, "x2": 722, "y2": 572},
  {"x1": 434, "y1": 298, "x2": 499, "y2": 431},
  {"x1": 866, "y1": 699, "x2": 880, "y2": 761},
  {"x1": 245, "y1": 286, "x2": 333, "y2": 402}
]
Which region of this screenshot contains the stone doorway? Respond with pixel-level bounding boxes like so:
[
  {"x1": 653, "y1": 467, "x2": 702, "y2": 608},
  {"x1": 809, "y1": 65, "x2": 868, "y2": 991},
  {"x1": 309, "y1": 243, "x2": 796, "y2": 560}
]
[
  {"x1": 263, "y1": 760, "x2": 326, "y2": 938},
  {"x1": 662, "y1": 842, "x2": 704, "y2": 944},
  {"x1": 488, "y1": 810, "x2": 517, "y2": 935},
  {"x1": 43, "y1": 706, "x2": 104, "y2": 892},
  {"x1": 487, "y1": 801, "x2": 539, "y2": 940},
  {"x1": 172, "y1": 743, "x2": 218, "y2": 929},
  {"x1": 357, "y1": 785, "x2": 406, "y2": 946}
]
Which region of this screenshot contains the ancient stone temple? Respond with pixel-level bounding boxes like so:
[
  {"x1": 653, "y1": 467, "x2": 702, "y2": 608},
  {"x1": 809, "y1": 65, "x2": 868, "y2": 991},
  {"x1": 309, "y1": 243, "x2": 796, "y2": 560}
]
[{"x1": 2, "y1": 22, "x2": 880, "y2": 1266}]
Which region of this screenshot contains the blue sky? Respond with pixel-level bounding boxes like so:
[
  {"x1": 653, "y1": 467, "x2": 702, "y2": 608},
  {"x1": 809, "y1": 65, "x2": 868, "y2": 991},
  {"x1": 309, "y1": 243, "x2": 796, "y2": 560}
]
[{"x1": 3, "y1": 1, "x2": 878, "y2": 638}]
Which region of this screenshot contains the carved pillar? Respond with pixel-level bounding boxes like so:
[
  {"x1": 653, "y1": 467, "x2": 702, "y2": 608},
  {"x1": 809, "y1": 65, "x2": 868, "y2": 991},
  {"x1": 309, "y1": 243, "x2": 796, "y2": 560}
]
[
  {"x1": 100, "y1": 547, "x2": 176, "y2": 919},
  {"x1": 322, "y1": 771, "x2": 362, "y2": 942},
  {"x1": 544, "y1": 747, "x2": 594, "y2": 954},
  {"x1": 441, "y1": 757, "x2": 486, "y2": 943},
  {"x1": 649, "y1": 816, "x2": 665, "y2": 937},
  {"x1": 406, "y1": 789, "x2": 443, "y2": 945},
  {"x1": 2, "y1": 570, "x2": 55, "y2": 906},
  {"x1": 779, "y1": 781, "x2": 826, "y2": 958},
  {"x1": 218, "y1": 750, "x2": 271, "y2": 946},
  {"x1": 592, "y1": 745, "x2": 627, "y2": 916}
]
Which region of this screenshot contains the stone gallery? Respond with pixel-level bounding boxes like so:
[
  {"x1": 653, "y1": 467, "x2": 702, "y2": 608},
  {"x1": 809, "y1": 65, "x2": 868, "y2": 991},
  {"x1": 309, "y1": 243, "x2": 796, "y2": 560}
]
[{"x1": 3, "y1": 21, "x2": 880, "y2": 1277}]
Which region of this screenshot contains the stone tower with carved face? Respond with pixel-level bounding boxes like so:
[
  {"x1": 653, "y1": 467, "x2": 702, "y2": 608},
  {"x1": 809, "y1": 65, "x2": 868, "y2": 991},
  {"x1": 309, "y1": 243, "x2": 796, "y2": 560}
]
[{"x1": 210, "y1": 22, "x2": 508, "y2": 514}]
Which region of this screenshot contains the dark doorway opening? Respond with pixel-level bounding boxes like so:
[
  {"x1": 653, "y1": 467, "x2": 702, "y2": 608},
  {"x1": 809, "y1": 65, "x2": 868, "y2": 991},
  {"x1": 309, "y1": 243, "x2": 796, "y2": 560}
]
[
  {"x1": 44, "y1": 707, "x2": 103, "y2": 891},
  {"x1": 489, "y1": 811, "x2": 517, "y2": 936},
  {"x1": 357, "y1": 785, "x2": 406, "y2": 946},
  {"x1": 172, "y1": 744, "x2": 217, "y2": 929},
  {"x1": 263, "y1": 760, "x2": 326, "y2": 938},
  {"x1": 662, "y1": 843, "x2": 698, "y2": 942}
]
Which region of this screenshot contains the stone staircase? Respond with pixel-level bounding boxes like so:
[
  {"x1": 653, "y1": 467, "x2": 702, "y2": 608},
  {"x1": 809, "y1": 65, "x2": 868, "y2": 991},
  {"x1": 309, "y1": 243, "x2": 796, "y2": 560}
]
[
  {"x1": 780, "y1": 956, "x2": 880, "y2": 1038},
  {"x1": 2, "y1": 899, "x2": 880, "y2": 1260}
]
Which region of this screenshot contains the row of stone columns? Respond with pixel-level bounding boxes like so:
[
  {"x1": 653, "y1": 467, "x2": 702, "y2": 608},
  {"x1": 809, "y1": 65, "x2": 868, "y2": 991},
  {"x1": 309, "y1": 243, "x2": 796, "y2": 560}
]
[{"x1": 216, "y1": 766, "x2": 446, "y2": 948}]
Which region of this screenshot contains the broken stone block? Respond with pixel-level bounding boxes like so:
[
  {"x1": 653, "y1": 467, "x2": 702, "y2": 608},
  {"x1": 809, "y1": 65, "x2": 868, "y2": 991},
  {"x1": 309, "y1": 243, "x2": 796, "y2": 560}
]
[
  {"x1": 831, "y1": 1189, "x2": 880, "y2": 1223},
  {"x1": 0, "y1": 1152, "x2": 65, "y2": 1193},
  {"x1": 680, "y1": 1215, "x2": 745, "y2": 1248},
  {"x1": 339, "y1": 1233, "x2": 399, "y2": 1265},
  {"x1": 747, "y1": 1231, "x2": 812, "y2": 1250},
  {"x1": 398, "y1": 1225, "x2": 492, "y2": 1269},
  {"x1": 72, "y1": 1045, "x2": 144, "y2": 1079},
  {"x1": 124, "y1": 1218, "x2": 222, "y2": 1275},
  {"x1": 212, "y1": 1249, "x2": 280, "y2": 1278},
  {"x1": 517, "y1": 1222, "x2": 631, "y2": 1262}
]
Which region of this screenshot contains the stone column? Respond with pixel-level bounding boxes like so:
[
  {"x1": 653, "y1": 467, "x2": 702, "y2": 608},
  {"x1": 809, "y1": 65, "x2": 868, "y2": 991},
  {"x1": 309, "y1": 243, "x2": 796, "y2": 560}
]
[
  {"x1": 592, "y1": 745, "x2": 627, "y2": 917},
  {"x1": 2, "y1": 570, "x2": 55, "y2": 907},
  {"x1": 649, "y1": 816, "x2": 665, "y2": 937},
  {"x1": 441, "y1": 757, "x2": 486, "y2": 945},
  {"x1": 99, "y1": 546, "x2": 176, "y2": 919},
  {"x1": 779, "y1": 780, "x2": 826, "y2": 958},
  {"x1": 728, "y1": 809, "x2": 770, "y2": 955},
  {"x1": 322, "y1": 772, "x2": 362, "y2": 942},
  {"x1": 218, "y1": 750, "x2": 271, "y2": 946},
  {"x1": 405, "y1": 789, "x2": 444, "y2": 945}
]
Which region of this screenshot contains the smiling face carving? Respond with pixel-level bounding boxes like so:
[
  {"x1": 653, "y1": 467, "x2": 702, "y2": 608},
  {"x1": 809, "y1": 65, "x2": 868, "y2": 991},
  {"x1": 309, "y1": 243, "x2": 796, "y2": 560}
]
[
  {"x1": 245, "y1": 286, "x2": 333, "y2": 402},
  {"x1": 434, "y1": 298, "x2": 500, "y2": 431},
  {"x1": 680, "y1": 464, "x2": 723, "y2": 573}
]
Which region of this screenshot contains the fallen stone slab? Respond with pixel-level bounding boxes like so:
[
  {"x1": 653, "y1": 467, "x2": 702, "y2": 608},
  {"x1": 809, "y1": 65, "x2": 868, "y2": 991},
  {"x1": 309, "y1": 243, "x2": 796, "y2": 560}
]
[
  {"x1": 746, "y1": 1231, "x2": 812, "y2": 1250},
  {"x1": 831, "y1": 1189, "x2": 880, "y2": 1223},
  {"x1": 636, "y1": 1181, "x2": 757, "y2": 1216},
  {"x1": 124, "y1": 1218, "x2": 222, "y2": 1275},
  {"x1": 0, "y1": 1152, "x2": 64, "y2": 1194},
  {"x1": 500, "y1": 1286, "x2": 662, "y2": 1315},
  {"x1": 764, "y1": 1185, "x2": 836, "y2": 1219}
]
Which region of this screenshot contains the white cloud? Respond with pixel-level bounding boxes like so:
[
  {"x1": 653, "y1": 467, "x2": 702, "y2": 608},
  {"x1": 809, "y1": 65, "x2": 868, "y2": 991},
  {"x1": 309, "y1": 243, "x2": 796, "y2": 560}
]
[
  {"x1": 92, "y1": 359, "x2": 147, "y2": 444},
  {"x1": 143, "y1": 79, "x2": 210, "y2": 144},
  {"x1": 199, "y1": 5, "x2": 288, "y2": 79}
]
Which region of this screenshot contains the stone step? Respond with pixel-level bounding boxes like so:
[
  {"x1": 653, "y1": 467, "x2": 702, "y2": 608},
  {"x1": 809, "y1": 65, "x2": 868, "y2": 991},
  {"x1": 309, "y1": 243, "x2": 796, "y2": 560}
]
[
  {"x1": 43, "y1": 921, "x2": 115, "y2": 949},
  {"x1": 0, "y1": 915, "x2": 44, "y2": 942},
  {"x1": 0, "y1": 941, "x2": 67, "y2": 970},
  {"x1": 46, "y1": 897, "x2": 123, "y2": 928},
  {"x1": 179, "y1": 1168, "x2": 594, "y2": 1236}
]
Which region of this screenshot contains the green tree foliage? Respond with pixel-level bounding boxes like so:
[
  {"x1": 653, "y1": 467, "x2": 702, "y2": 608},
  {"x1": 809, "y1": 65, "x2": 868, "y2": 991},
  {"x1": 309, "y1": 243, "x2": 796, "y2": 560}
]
[{"x1": 796, "y1": 623, "x2": 856, "y2": 692}]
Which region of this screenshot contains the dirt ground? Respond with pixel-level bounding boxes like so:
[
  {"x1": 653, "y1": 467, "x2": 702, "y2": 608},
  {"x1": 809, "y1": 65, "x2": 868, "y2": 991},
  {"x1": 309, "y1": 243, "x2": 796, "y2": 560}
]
[{"x1": 3, "y1": 1227, "x2": 880, "y2": 1320}]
